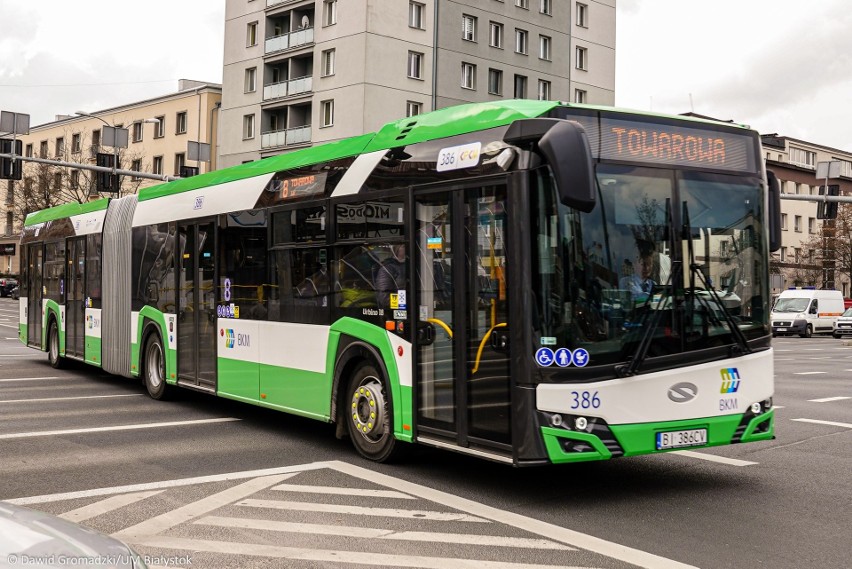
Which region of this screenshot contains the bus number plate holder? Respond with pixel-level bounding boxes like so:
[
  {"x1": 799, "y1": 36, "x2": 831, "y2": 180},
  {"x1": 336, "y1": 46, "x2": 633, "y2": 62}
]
[{"x1": 656, "y1": 428, "x2": 707, "y2": 450}]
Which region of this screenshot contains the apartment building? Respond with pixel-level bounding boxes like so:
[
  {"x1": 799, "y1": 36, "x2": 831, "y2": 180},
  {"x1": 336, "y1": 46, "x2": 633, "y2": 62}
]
[
  {"x1": 0, "y1": 80, "x2": 221, "y2": 274},
  {"x1": 762, "y1": 134, "x2": 852, "y2": 295},
  {"x1": 219, "y1": 0, "x2": 616, "y2": 167}
]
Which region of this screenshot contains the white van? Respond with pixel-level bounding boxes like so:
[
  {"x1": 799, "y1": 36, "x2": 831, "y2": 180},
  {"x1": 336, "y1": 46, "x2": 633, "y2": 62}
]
[{"x1": 771, "y1": 288, "x2": 845, "y2": 337}]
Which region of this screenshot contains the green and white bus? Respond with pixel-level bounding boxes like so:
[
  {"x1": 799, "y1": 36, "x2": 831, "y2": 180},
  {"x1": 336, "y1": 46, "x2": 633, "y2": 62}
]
[{"x1": 18, "y1": 100, "x2": 781, "y2": 465}]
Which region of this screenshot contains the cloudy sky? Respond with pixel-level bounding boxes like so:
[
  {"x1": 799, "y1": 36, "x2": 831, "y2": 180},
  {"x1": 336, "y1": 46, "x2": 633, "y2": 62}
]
[{"x1": 1, "y1": 0, "x2": 850, "y2": 150}]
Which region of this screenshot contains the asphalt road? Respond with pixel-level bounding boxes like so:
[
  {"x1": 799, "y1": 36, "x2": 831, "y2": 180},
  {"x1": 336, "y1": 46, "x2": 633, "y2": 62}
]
[{"x1": 0, "y1": 297, "x2": 850, "y2": 569}]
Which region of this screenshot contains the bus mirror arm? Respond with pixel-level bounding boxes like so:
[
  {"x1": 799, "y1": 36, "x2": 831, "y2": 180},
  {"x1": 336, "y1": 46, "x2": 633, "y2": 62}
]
[
  {"x1": 504, "y1": 119, "x2": 596, "y2": 213},
  {"x1": 766, "y1": 170, "x2": 782, "y2": 252}
]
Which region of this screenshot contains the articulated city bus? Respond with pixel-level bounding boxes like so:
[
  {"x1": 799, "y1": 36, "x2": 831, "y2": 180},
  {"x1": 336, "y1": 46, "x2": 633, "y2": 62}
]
[{"x1": 18, "y1": 100, "x2": 781, "y2": 465}]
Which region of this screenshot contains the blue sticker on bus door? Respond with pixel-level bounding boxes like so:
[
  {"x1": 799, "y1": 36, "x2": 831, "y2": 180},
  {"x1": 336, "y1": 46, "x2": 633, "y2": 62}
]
[
  {"x1": 554, "y1": 348, "x2": 572, "y2": 367},
  {"x1": 535, "y1": 348, "x2": 555, "y2": 367},
  {"x1": 572, "y1": 348, "x2": 590, "y2": 367}
]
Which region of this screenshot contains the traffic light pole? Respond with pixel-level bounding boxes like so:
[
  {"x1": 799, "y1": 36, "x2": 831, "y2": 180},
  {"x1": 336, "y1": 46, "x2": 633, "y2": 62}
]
[{"x1": 0, "y1": 151, "x2": 179, "y2": 182}]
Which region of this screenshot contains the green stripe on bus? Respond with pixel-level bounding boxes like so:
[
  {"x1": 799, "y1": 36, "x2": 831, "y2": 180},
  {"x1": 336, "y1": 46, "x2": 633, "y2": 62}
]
[
  {"x1": 610, "y1": 414, "x2": 750, "y2": 457},
  {"x1": 85, "y1": 335, "x2": 102, "y2": 367},
  {"x1": 24, "y1": 198, "x2": 110, "y2": 227}
]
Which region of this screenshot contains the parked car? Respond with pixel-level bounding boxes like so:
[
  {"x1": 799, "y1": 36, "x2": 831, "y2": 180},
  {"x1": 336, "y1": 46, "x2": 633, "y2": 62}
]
[
  {"x1": 10, "y1": 285, "x2": 19, "y2": 300},
  {"x1": 0, "y1": 500, "x2": 148, "y2": 568},
  {"x1": 833, "y1": 307, "x2": 852, "y2": 338},
  {"x1": 0, "y1": 276, "x2": 17, "y2": 297}
]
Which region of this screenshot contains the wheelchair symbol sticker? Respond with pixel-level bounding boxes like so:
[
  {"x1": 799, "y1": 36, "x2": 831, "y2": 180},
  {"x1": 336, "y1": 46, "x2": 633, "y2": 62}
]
[{"x1": 535, "y1": 348, "x2": 555, "y2": 367}]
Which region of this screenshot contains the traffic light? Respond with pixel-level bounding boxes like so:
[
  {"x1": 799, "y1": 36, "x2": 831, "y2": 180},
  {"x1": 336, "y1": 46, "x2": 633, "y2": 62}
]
[
  {"x1": 817, "y1": 184, "x2": 839, "y2": 220},
  {"x1": 0, "y1": 139, "x2": 23, "y2": 180},
  {"x1": 95, "y1": 152, "x2": 120, "y2": 192}
]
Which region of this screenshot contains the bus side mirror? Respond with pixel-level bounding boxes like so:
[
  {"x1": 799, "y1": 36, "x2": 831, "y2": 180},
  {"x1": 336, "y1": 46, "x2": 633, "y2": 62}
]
[
  {"x1": 767, "y1": 170, "x2": 782, "y2": 252},
  {"x1": 504, "y1": 119, "x2": 596, "y2": 212}
]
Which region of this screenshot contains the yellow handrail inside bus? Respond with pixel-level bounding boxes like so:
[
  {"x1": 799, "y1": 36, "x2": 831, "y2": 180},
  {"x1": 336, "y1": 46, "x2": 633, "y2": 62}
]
[
  {"x1": 426, "y1": 317, "x2": 453, "y2": 339},
  {"x1": 471, "y1": 322, "x2": 507, "y2": 375}
]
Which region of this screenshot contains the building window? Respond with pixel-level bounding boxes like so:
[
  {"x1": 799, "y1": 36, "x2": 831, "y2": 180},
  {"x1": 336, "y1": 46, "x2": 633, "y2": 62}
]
[
  {"x1": 539, "y1": 35, "x2": 551, "y2": 60},
  {"x1": 540, "y1": 0, "x2": 552, "y2": 15},
  {"x1": 321, "y1": 99, "x2": 334, "y2": 127},
  {"x1": 243, "y1": 114, "x2": 255, "y2": 139},
  {"x1": 809, "y1": 217, "x2": 816, "y2": 233},
  {"x1": 323, "y1": 0, "x2": 337, "y2": 26},
  {"x1": 575, "y1": 46, "x2": 588, "y2": 70},
  {"x1": 70, "y1": 170, "x2": 80, "y2": 190},
  {"x1": 461, "y1": 62, "x2": 476, "y2": 90},
  {"x1": 488, "y1": 68, "x2": 503, "y2": 95},
  {"x1": 789, "y1": 147, "x2": 816, "y2": 168},
  {"x1": 246, "y1": 21, "x2": 258, "y2": 47},
  {"x1": 409, "y1": 1, "x2": 425, "y2": 29},
  {"x1": 515, "y1": 0, "x2": 529, "y2": 8},
  {"x1": 71, "y1": 133, "x2": 81, "y2": 153},
  {"x1": 780, "y1": 247, "x2": 787, "y2": 262},
  {"x1": 131, "y1": 159, "x2": 142, "y2": 181},
  {"x1": 322, "y1": 49, "x2": 335, "y2": 76},
  {"x1": 176, "y1": 111, "x2": 187, "y2": 134},
  {"x1": 462, "y1": 14, "x2": 477, "y2": 42},
  {"x1": 25, "y1": 143, "x2": 33, "y2": 157},
  {"x1": 53, "y1": 171, "x2": 62, "y2": 189},
  {"x1": 408, "y1": 51, "x2": 424, "y2": 79},
  {"x1": 154, "y1": 116, "x2": 165, "y2": 138},
  {"x1": 40, "y1": 141, "x2": 48, "y2": 158},
  {"x1": 245, "y1": 67, "x2": 257, "y2": 92},
  {"x1": 574, "y1": 88, "x2": 587, "y2": 103},
  {"x1": 406, "y1": 101, "x2": 423, "y2": 117},
  {"x1": 515, "y1": 29, "x2": 528, "y2": 54},
  {"x1": 514, "y1": 74, "x2": 527, "y2": 98},
  {"x1": 576, "y1": 3, "x2": 588, "y2": 27},
  {"x1": 489, "y1": 22, "x2": 504, "y2": 48},
  {"x1": 132, "y1": 122, "x2": 143, "y2": 143},
  {"x1": 537, "y1": 79, "x2": 551, "y2": 100},
  {"x1": 174, "y1": 153, "x2": 185, "y2": 176},
  {"x1": 781, "y1": 213, "x2": 788, "y2": 230},
  {"x1": 55, "y1": 137, "x2": 64, "y2": 157},
  {"x1": 794, "y1": 215, "x2": 802, "y2": 232},
  {"x1": 153, "y1": 156, "x2": 163, "y2": 175}
]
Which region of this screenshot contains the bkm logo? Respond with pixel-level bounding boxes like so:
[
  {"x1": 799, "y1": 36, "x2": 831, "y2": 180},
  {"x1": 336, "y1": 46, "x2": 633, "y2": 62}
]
[
  {"x1": 720, "y1": 368, "x2": 741, "y2": 394},
  {"x1": 220, "y1": 328, "x2": 249, "y2": 349}
]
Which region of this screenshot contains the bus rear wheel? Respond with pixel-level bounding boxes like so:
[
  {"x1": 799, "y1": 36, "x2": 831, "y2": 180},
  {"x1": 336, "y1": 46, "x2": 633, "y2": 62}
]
[
  {"x1": 47, "y1": 319, "x2": 64, "y2": 369},
  {"x1": 345, "y1": 362, "x2": 397, "y2": 462},
  {"x1": 143, "y1": 333, "x2": 169, "y2": 400}
]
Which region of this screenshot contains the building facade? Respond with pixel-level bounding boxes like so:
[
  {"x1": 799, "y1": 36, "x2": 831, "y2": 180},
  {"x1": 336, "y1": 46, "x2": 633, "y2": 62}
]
[
  {"x1": 762, "y1": 134, "x2": 852, "y2": 296},
  {"x1": 0, "y1": 80, "x2": 221, "y2": 275},
  {"x1": 219, "y1": 0, "x2": 616, "y2": 167}
]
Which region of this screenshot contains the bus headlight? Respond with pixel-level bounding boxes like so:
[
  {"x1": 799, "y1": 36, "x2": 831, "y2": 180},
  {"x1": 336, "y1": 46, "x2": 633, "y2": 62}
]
[
  {"x1": 750, "y1": 402, "x2": 762, "y2": 414},
  {"x1": 574, "y1": 417, "x2": 588, "y2": 431}
]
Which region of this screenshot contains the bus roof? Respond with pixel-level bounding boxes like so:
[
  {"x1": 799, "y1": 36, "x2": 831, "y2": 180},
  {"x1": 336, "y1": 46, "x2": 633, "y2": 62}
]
[{"x1": 23, "y1": 100, "x2": 756, "y2": 226}]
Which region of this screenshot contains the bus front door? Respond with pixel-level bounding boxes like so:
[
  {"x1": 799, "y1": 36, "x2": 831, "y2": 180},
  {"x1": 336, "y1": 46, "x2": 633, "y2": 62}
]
[
  {"x1": 177, "y1": 221, "x2": 217, "y2": 390},
  {"x1": 414, "y1": 185, "x2": 512, "y2": 453},
  {"x1": 26, "y1": 243, "x2": 43, "y2": 348}
]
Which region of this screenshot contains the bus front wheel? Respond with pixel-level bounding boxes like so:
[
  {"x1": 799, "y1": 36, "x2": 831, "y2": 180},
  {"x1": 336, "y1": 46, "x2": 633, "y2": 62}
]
[
  {"x1": 345, "y1": 362, "x2": 397, "y2": 462},
  {"x1": 143, "y1": 333, "x2": 169, "y2": 400},
  {"x1": 47, "y1": 319, "x2": 64, "y2": 369}
]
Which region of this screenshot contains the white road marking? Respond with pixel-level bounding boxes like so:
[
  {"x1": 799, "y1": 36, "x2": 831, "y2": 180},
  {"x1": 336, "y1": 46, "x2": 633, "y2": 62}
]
[
  {"x1": 0, "y1": 354, "x2": 41, "y2": 358},
  {"x1": 127, "y1": 536, "x2": 587, "y2": 569},
  {"x1": 808, "y1": 357, "x2": 832, "y2": 360},
  {"x1": 60, "y1": 490, "x2": 164, "y2": 523},
  {"x1": 238, "y1": 498, "x2": 491, "y2": 522},
  {"x1": 808, "y1": 396, "x2": 851, "y2": 403},
  {"x1": 0, "y1": 394, "x2": 144, "y2": 405},
  {"x1": 270, "y1": 483, "x2": 414, "y2": 499},
  {"x1": 115, "y1": 474, "x2": 296, "y2": 540},
  {"x1": 197, "y1": 515, "x2": 573, "y2": 550},
  {"x1": 795, "y1": 372, "x2": 827, "y2": 375},
  {"x1": 791, "y1": 418, "x2": 852, "y2": 429},
  {"x1": 0, "y1": 376, "x2": 63, "y2": 382},
  {"x1": 772, "y1": 405, "x2": 786, "y2": 409},
  {"x1": 670, "y1": 450, "x2": 757, "y2": 466},
  {"x1": 0, "y1": 417, "x2": 240, "y2": 440},
  {"x1": 0, "y1": 323, "x2": 19, "y2": 329}
]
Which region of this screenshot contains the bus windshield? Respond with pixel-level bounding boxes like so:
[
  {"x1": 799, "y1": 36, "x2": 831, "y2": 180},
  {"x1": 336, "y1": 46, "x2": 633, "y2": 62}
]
[{"x1": 530, "y1": 163, "x2": 770, "y2": 372}]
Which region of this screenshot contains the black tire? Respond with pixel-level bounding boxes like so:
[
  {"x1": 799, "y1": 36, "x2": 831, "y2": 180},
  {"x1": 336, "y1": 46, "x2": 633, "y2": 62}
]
[
  {"x1": 143, "y1": 333, "x2": 169, "y2": 400},
  {"x1": 47, "y1": 319, "x2": 64, "y2": 369},
  {"x1": 345, "y1": 362, "x2": 398, "y2": 462},
  {"x1": 834, "y1": 332, "x2": 841, "y2": 339},
  {"x1": 801, "y1": 325, "x2": 813, "y2": 339}
]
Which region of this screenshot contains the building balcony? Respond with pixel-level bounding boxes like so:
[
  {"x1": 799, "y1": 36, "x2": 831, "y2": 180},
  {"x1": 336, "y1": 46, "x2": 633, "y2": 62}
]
[
  {"x1": 262, "y1": 75, "x2": 313, "y2": 101},
  {"x1": 261, "y1": 125, "x2": 312, "y2": 149},
  {"x1": 266, "y1": 0, "x2": 302, "y2": 7},
  {"x1": 265, "y1": 27, "x2": 314, "y2": 55}
]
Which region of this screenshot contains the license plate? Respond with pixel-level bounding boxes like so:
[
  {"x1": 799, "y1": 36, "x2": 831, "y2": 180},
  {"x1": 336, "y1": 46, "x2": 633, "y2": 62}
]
[
  {"x1": 776, "y1": 327, "x2": 787, "y2": 331},
  {"x1": 656, "y1": 428, "x2": 707, "y2": 450}
]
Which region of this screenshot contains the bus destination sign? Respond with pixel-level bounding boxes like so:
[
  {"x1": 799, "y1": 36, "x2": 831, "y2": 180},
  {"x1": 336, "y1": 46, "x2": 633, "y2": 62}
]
[{"x1": 599, "y1": 118, "x2": 757, "y2": 173}]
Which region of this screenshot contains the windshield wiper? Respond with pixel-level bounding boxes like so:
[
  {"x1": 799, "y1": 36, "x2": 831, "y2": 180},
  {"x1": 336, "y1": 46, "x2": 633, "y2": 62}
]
[{"x1": 682, "y1": 202, "x2": 752, "y2": 355}]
